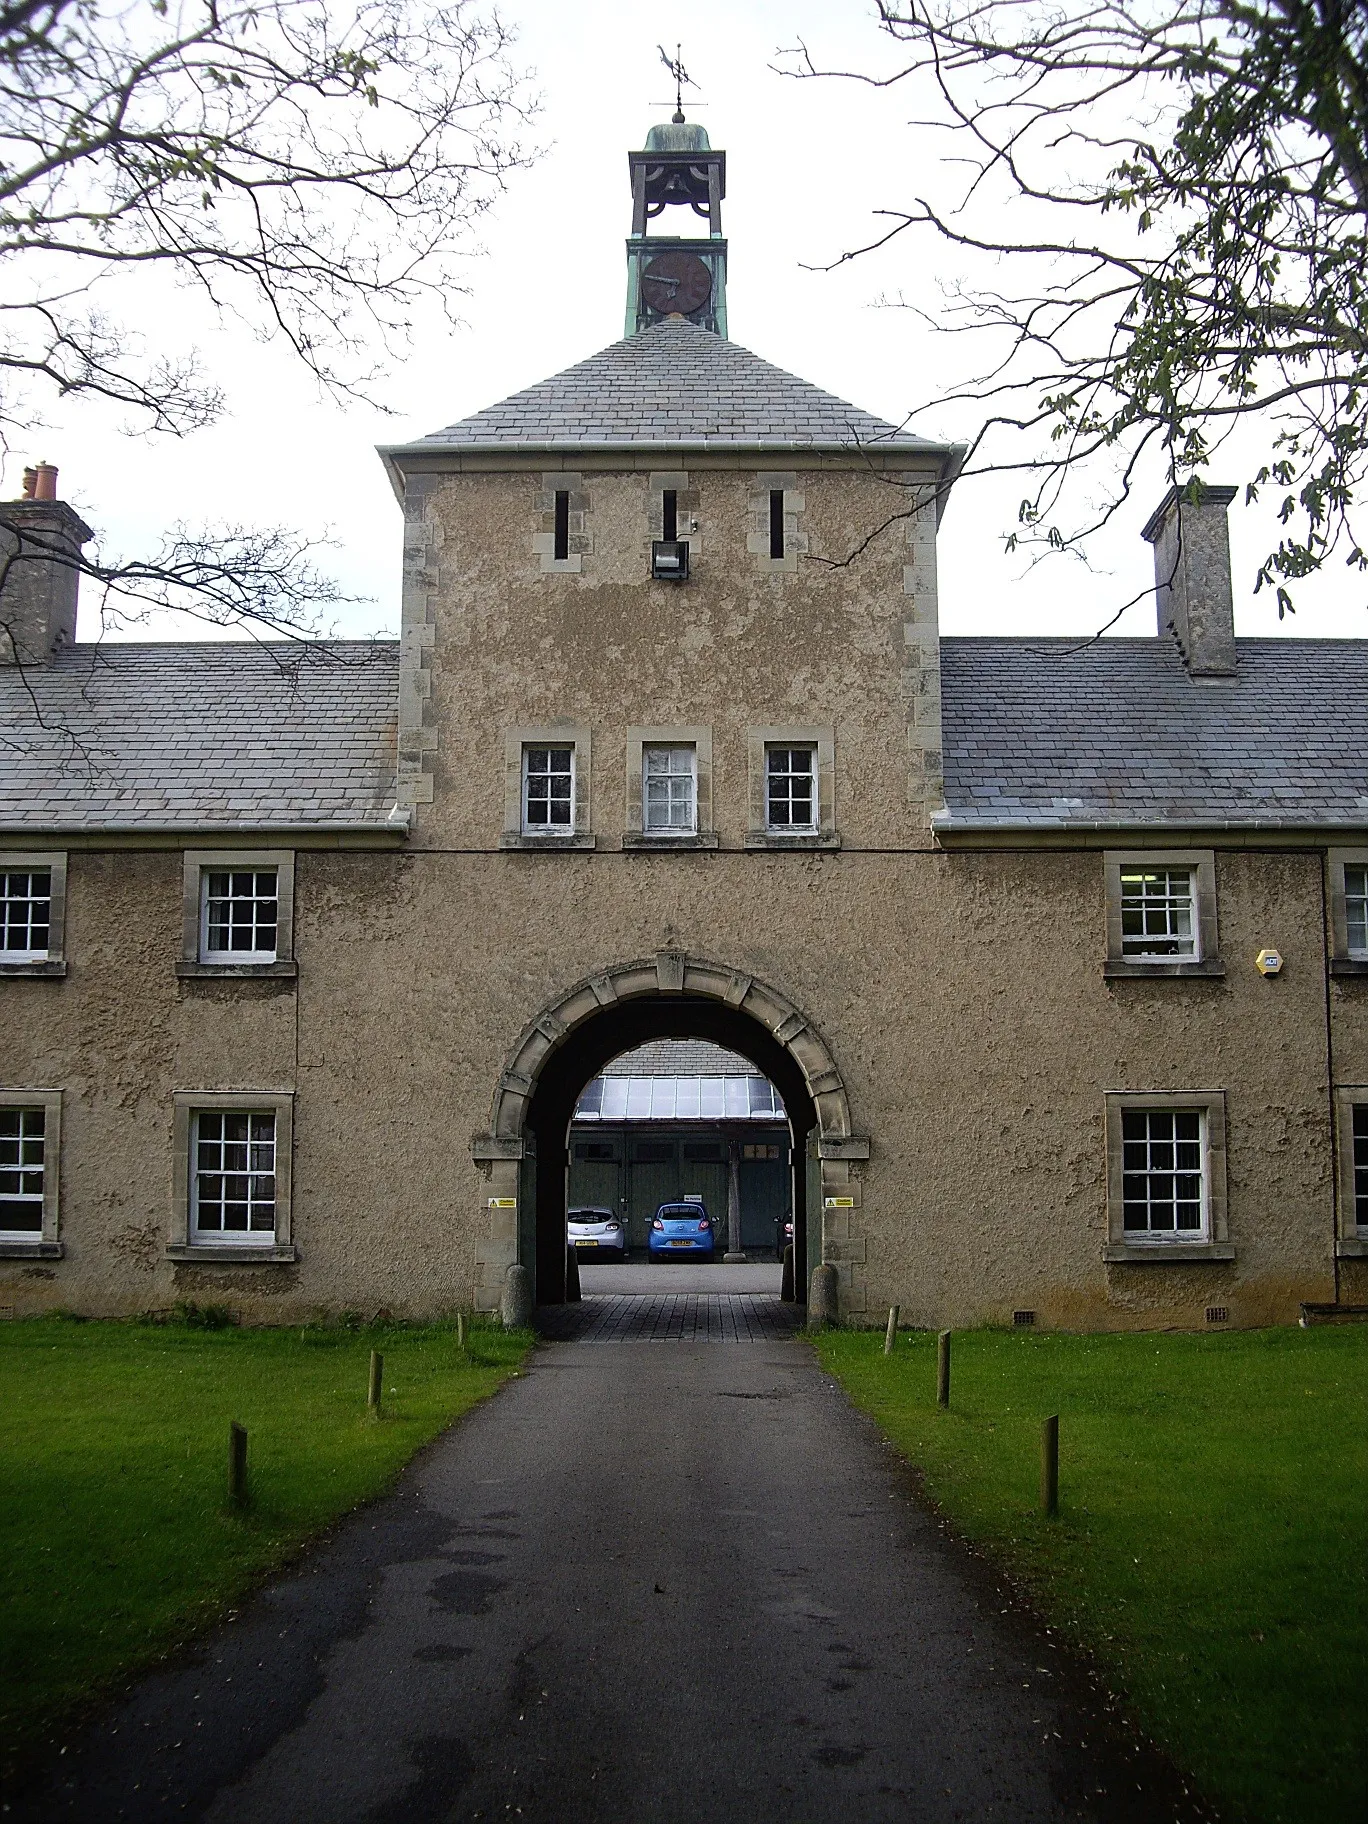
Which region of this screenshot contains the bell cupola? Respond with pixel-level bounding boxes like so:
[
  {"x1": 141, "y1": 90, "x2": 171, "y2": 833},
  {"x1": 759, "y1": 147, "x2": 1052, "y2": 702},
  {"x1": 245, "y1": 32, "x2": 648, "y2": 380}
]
[{"x1": 625, "y1": 113, "x2": 727, "y2": 339}]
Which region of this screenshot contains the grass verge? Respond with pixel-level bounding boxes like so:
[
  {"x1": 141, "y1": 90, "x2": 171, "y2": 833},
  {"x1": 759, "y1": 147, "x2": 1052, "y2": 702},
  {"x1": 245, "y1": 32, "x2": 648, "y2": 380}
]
[
  {"x1": 816, "y1": 1325, "x2": 1365, "y2": 1824},
  {"x1": 0, "y1": 1313, "x2": 531, "y2": 1780}
]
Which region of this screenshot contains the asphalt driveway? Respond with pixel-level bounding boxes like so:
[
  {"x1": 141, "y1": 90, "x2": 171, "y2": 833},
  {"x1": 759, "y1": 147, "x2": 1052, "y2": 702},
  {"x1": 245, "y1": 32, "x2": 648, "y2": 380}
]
[{"x1": 13, "y1": 1329, "x2": 1209, "y2": 1823}]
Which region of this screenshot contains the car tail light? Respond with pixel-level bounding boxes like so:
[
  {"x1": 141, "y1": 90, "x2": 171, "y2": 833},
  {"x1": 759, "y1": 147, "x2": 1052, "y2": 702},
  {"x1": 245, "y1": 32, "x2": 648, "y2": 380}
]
[
  {"x1": 607, "y1": 1218, "x2": 620, "y2": 1229},
  {"x1": 652, "y1": 1218, "x2": 664, "y2": 1231},
  {"x1": 697, "y1": 1218, "x2": 710, "y2": 1231}
]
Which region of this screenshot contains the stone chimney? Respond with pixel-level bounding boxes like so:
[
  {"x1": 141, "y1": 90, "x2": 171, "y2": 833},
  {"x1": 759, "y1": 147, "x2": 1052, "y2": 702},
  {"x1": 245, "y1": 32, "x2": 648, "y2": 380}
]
[
  {"x1": 1141, "y1": 483, "x2": 1238, "y2": 677},
  {"x1": 0, "y1": 465, "x2": 93, "y2": 664}
]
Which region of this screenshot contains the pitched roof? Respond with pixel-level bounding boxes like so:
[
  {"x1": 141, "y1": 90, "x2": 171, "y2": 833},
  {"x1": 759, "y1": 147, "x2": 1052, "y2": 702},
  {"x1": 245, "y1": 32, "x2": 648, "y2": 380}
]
[
  {"x1": 603, "y1": 1040, "x2": 760, "y2": 1077},
  {"x1": 385, "y1": 317, "x2": 945, "y2": 454},
  {"x1": 0, "y1": 641, "x2": 400, "y2": 833},
  {"x1": 939, "y1": 636, "x2": 1368, "y2": 830}
]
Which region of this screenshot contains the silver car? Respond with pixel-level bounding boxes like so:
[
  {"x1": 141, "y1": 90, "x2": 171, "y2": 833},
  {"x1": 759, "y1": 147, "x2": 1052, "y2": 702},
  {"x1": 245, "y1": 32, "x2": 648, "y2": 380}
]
[{"x1": 568, "y1": 1205, "x2": 627, "y2": 1259}]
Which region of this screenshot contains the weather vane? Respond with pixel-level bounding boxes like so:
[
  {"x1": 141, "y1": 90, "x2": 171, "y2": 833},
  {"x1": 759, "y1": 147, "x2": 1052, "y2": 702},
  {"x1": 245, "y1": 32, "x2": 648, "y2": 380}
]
[{"x1": 657, "y1": 43, "x2": 697, "y2": 123}]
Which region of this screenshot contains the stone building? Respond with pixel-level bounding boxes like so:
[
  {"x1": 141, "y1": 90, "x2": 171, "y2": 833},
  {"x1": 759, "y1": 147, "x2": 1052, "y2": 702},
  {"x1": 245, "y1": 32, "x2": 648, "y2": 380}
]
[{"x1": 3, "y1": 118, "x2": 1368, "y2": 1329}]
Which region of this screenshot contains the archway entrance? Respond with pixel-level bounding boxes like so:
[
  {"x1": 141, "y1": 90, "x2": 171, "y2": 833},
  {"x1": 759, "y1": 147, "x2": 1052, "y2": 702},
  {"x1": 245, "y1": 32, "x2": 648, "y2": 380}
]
[{"x1": 473, "y1": 954, "x2": 867, "y2": 1309}]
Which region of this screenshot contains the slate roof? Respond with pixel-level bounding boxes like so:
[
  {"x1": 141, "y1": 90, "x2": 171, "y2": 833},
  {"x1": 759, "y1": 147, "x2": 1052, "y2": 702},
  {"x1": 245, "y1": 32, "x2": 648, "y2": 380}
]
[
  {"x1": 603, "y1": 1040, "x2": 759, "y2": 1077},
  {"x1": 939, "y1": 636, "x2": 1368, "y2": 830},
  {"x1": 3, "y1": 632, "x2": 1365, "y2": 837},
  {"x1": 384, "y1": 316, "x2": 945, "y2": 454},
  {"x1": 0, "y1": 641, "x2": 400, "y2": 832}
]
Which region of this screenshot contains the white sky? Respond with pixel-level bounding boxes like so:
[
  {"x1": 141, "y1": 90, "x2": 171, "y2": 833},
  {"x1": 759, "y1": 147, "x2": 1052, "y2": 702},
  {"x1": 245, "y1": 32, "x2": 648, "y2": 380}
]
[{"x1": 40, "y1": 0, "x2": 1366, "y2": 644}]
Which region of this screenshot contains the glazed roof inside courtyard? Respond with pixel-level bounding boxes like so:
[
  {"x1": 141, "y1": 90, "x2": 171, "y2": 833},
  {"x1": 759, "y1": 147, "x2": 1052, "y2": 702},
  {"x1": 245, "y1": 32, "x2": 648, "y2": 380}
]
[
  {"x1": 378, "y1": 317, "x2": 949, "y2": 462},
  {"x1": 3, "y1": 635, "x2": 1367, "y2": 836}
]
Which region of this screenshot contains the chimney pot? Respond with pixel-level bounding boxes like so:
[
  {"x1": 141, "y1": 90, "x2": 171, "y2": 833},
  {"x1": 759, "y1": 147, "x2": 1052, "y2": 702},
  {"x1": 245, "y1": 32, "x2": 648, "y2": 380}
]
[
  {"x1": 33, "y1": 462, "x2": 58, "y2": 502},
  {"x1": 21, "y1": 467, "x2": 37, "y2": 499},
  {"x1": 1141, "y1": 482, "x2": 1238, "y2": 677}
]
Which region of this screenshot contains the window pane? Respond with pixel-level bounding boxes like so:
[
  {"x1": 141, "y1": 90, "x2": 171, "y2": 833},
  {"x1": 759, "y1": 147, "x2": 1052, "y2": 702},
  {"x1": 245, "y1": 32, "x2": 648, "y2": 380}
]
[
  {"x1": 1119, "y1": 868, "x2": 1198, "y2": 958},
  {"x1": 765, "y1": 747, "x2": 817, "y2": 830},
  {"x1": 674, "y1": 1077, "x2": 701, "y2": 1120},
  {"x1": 1354, "y1": 1104, "x2": 1368, "y2": 1228},
  {"x1": 524, "y1": 747, "x2": 574, "y2": 829},
  {"x1": 0, "y1": 870, "x2": 53, "y2": 956},
  {"x1": 700, "y1": 1078, "x2": 725, "y2": 1119},
  {"x1": 192, "y1": 1109, "x2": 276, "y2": 1240},
  {"x1": 1345, "y1": 866, "x2": 1368, "y2": 955},
  {"x1": 0, "y1": 1108, "x2": 45, "y2": 1231},
  {"x1": 203, "y1": 867, "x2": 279, "y2": 959},
  {"x1": 1118, "y1": 1108, "x2": 1207, "y2": 1240},
  {"x1": 643, "y1": 746, "x2": 696, "y2": 832}
]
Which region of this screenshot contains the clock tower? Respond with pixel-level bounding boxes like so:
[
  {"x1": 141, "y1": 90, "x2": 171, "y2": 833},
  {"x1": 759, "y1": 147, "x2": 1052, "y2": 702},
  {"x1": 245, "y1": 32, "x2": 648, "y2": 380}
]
[{"x1": 624, "y1": 113, "x2": 727, "y2": 338}]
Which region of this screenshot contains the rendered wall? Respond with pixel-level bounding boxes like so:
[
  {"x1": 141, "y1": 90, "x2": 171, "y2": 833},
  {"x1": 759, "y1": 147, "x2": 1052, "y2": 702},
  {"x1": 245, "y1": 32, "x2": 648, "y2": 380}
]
[
  {"x1": 0, "y1": 841, "x2": 1352, "y2": 1329},
  {"x1": 1, "y1": 462, "x2": 1358, "y2": 1326}
]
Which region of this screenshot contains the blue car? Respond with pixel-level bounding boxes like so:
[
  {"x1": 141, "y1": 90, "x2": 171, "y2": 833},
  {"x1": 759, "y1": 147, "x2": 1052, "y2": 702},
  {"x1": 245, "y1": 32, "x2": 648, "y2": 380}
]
[{"x1": 648, "y1": 1201, "x2": 714, "y2": 1260}]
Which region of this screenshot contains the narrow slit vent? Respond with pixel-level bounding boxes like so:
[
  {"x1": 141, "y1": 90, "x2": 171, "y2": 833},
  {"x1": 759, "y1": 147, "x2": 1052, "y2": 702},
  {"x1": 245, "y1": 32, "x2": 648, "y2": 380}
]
[
  {"x1": 662, "y1": 490, "x2": 678, "y2": 542},
  {"x1": 553, "y1": 490, "x2": 570, "y2": 561},
  {"x1": 1012, "y1": 1309, "x2": 1036, "y2": 1327},
  {"x1": 769, "y1": 489, "x2": 785, "y2": 559}
]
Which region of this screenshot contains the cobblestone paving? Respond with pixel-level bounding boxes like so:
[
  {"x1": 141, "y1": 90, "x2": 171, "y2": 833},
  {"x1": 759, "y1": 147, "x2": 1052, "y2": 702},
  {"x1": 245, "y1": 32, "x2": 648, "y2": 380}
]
[{"x1": 536, "y1": 1292, "x2": 801, "y2": 1342}]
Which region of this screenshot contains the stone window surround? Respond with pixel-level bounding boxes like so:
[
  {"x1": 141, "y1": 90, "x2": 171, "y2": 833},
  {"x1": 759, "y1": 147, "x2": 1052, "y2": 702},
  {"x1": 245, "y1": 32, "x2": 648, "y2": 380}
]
[
  {"x1": 746, "y1": 472, "x2": 808, "y2": 575},
  {"x1": 648, "y1": 472, "x2": 702, "y2": 555},
  {"x1": 623, "y1": 726, "x2": 718, "y2": 850},
  {"x1": 0, "y1": 1087, "x2": 63, "y2": 1258},
  {"x1": 167, "y1": 1089, "x2": 296, "y2": 1263},
  {"x1": 177, "y1": 850, "x2": 297, "y2": 979},
  {"x1": 0, "y1": 849, "x2": 67, "y2": 978},
  {"x1": 1103, "y1": 849, "x2": 1223, "y2": 978},
  {"x1": 532, "y1": 473, "x2": 592, "y2": 574},
  {"x1": 1332, "y1": 1086, "x2": 1368, "y2": 1257},
  {"x1": 501, "y1": 725, "x2": 595, "y2": 851},
  {"x1": 1327, "y1": 848, "x2": 1368, "y2": 976},
  {"x1": 1103, "y1": 1089, "x2": 1233, "y2": 1263},
  {"x1": 745, "y1": 727, "x2": 839, "y2": 851}
]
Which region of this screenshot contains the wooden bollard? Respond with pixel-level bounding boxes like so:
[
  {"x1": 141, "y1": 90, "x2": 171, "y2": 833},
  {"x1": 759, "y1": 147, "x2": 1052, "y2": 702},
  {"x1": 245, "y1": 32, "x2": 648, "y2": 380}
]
[
  {"x1": 228, "y1": 1421, "x2": 248, "y2": 1507},
  {"x1": 456, "y1": 1311, "x2": 467, "y2": 1351},
  {"x1": 1041, "y1": 1414, "x2": 1059, "y2": 1517},
  {"x1": 884, "y1": 1305, "x2": 899, "y2": 1355},
  {"x1": 368, "y1": 1349, "x2": 383, "y2": 1416},
  {"x1": 936, "y1": 1329, "x2": 951, "y2": 1408}
]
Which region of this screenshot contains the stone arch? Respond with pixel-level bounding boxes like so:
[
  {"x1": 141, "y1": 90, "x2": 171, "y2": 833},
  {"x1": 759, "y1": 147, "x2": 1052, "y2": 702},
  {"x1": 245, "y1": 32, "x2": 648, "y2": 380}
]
[{"x1": 471, "y1": 952, "x2": 869, "y2": 1312}]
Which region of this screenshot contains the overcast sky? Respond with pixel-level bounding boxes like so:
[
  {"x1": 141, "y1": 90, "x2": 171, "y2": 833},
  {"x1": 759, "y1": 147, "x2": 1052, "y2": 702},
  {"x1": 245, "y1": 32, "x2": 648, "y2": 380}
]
[{"x1": 45, "y1": 0, "x2": 1367, "y2": 644}]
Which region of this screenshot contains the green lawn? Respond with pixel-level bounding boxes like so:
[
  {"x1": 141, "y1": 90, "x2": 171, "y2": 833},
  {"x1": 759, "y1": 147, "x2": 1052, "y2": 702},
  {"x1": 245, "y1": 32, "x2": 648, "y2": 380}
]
[
  {"x1": 816, "y1": 1324, "x2": 1366, "y2": 1824},
  {"x1": 0, "y1": 1314, "x2": 530, "y2": 1781}
]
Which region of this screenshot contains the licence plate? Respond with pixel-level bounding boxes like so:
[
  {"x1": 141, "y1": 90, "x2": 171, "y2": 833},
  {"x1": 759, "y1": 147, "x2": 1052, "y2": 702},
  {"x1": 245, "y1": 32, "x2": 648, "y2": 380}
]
[
  {"x1": 577, "y1": 1238, "x2": 598, "y2": 1246},
  {"x1": 669, "y1": 1238, "x2": 692, "y2": 1247}
]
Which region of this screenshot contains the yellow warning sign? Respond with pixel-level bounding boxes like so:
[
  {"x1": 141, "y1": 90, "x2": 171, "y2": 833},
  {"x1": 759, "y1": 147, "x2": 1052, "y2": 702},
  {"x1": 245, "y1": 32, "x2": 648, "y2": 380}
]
[
  {"x1": 488, "y1": 1198, "x2": 516, "y2": 1208},
  {"x1": 824, "y1": 1196, "x2": 855, "y2": 1208}
]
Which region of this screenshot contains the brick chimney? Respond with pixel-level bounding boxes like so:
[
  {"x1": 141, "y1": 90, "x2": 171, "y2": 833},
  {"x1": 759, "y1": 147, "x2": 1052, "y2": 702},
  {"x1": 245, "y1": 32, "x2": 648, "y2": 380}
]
[
  {"x1": 1141, "y1": 483, "x2": 1238, "y2": 677},
  {"x1": 0, "y1": 465, "x2": 93, "y2": 664}
]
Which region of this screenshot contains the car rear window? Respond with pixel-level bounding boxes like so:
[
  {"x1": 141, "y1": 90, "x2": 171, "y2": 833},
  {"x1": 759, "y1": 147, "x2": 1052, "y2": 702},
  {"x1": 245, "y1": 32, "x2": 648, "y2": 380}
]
[
  {"x1": 660, "y1": 1206, "x2": 704, "y2": 1220},
  {"x1": 570, "y1": 1210, "x2": 612, "y2": 1222}
]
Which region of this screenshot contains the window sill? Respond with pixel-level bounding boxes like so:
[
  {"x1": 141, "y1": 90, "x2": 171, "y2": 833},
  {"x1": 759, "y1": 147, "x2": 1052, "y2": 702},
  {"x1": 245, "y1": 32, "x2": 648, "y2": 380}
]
[
  {"x1": 744, "y1": 832, "x2": 841, "y2": 852},
  {"x1": 1104, "y1": 1240, "x2": 1235, "y2": 1263},
  {"x1": 0, "y1": 1238, "x2": 63, "y2": 1259},
  {"x1": 499, "y1": 833, "x2": 596, "y2": 851},
  {"x1": 1103, "y1": 958, "x2": 1225, "y2": 979},
  {"x1": 1329, "y1": 958, "x2": 1368, "y2": 977},
  {"x1": 622, "y1": 832, "x2": 719, "y2": 851},
  {"x1": 176, "y1": 960, "x2": 298, "y2": 980},
  {"x1": 0, "y1": 960, "x2": 66, "y2": 978},
  {"x1": 166, "y1": 1244, "x2": 297, "y2": 1264},
  {"x1": 1335, "y1": 1236, "x2": 1368, "y2": 1258}
]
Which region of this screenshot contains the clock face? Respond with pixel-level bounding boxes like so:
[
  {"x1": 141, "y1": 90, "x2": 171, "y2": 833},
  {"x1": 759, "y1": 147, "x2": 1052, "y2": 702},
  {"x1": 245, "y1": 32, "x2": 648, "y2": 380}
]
[{"x1": 640, "y1": 250, "x2": 713, "y2": 317}]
